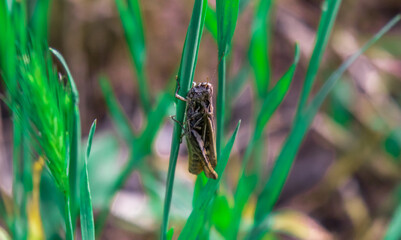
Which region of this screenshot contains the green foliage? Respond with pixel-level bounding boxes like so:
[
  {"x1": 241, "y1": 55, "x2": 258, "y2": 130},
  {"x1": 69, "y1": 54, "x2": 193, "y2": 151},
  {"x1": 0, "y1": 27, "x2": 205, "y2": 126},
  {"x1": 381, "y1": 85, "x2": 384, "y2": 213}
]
[
  {"x1": 385, "y1": 203, "x2": 401, "y2": 240},
  {"x1": 1, "y1": 0, "x2": 400, "y2": 239},
  {"x1": 228, "y1": 44, "x2": 300, "y2": 239},
  {"x1": 254, "y1": 14, "x2": 401, "y2": 227}
]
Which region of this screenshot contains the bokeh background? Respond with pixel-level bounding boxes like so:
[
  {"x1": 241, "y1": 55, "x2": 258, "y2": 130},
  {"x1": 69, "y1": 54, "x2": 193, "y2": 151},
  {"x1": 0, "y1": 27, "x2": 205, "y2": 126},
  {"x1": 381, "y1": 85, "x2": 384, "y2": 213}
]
[{"x1": 1, "y1": 0, "x2": 401, "y2": 239}]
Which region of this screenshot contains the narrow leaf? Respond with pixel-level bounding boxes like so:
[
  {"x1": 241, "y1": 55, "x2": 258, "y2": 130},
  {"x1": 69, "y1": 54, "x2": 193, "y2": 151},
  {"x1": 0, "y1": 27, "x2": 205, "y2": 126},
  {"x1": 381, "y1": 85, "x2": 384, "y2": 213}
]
[
  {"x1": 296, "y1": 0, "x2": 341, "y2": 116},
  {"x1": 80, "y1": 120, "x2": 97, "y2": 240}
]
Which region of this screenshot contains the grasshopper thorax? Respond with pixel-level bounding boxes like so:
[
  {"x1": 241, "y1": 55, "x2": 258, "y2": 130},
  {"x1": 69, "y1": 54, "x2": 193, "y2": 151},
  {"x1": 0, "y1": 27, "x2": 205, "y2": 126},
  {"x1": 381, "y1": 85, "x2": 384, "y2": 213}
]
[{"x1": 187, "y1": 82, "x2": 213, "y2": 102}]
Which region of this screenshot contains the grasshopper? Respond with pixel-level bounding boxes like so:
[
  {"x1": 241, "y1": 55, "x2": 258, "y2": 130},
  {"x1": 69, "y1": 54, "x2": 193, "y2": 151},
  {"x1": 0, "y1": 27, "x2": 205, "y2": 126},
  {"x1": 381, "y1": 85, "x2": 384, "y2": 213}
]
[{"x1": 174, "y1": 78, "x2": 218, "y2": 179}]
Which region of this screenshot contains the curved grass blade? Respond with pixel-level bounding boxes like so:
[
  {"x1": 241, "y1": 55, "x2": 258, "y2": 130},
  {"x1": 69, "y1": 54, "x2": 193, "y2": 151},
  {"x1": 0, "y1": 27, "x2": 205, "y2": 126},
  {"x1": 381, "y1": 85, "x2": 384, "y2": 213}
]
[
  {"x1": 253, "y1": 44, "x2": 300, "y2": 143},
  {"x1": 249, "y1": 0, "x2": 274, "y2": 98},
  {"x1": 227, "y1": 44, "x2": 300, "y2": 239},
  {"x1": 99, "y1": 76, "x2": 135, "y2": 143},
  {"x1": 253, "y1": 14, "x2": 401, "y2": 225},
  {"x1": 115, "y1": 0, "x2": 151, "y2": 113},
  {"x1": 295, "y1": 0, "x2": 341, "y2": 117},
  {"x1": 161, "y1": 0, "x2": 207, "y2": 238},
  {"x1": 178, "y1": 121, "x2": 240, "y2": 239},
  {"x1": 50, "y1": 48, "x2": 81, "y2": 238},
  {"x1": 80, "y1": 120, "x2": 97, "y2": 240}
]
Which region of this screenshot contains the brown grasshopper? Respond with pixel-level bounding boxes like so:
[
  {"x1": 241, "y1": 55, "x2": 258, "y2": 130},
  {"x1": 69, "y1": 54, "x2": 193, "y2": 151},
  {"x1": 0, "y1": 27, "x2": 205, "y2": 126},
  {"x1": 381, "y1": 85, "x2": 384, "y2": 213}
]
[{"x1": 174, "y1": 78, "x2": 218, "y2": 179}]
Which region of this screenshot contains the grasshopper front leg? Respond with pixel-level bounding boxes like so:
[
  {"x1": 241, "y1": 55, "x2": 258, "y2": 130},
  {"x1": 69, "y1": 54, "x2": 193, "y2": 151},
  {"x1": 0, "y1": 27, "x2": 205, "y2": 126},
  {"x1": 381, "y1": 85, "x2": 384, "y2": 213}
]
[{"x1": 175, "y1": 75, "x2": 187, "y2": 102}]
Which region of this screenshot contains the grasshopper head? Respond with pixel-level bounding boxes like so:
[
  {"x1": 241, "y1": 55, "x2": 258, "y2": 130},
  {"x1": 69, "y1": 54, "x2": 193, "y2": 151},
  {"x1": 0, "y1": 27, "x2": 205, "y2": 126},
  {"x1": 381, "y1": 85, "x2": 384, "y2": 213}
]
[{"x1": 187, "y1": 82, "x2": 213, "y2": 102}]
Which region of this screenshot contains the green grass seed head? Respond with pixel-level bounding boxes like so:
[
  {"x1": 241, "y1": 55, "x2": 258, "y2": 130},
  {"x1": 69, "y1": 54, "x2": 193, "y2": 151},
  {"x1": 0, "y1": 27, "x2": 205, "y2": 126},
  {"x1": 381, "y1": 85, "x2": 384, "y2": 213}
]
[{"x1": 7, "y1": 43, "x2": 73, "y2": 192}]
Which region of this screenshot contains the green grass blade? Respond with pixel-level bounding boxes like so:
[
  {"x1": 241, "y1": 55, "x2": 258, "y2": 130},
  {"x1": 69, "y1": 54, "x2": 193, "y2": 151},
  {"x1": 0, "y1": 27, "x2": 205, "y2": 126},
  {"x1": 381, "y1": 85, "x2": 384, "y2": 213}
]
[
  {"x1": 178, "y1": 121, "x2": 241, "y2": 239},
  {"x1": 166, "y1": 228, "x2": 174, "y2": 240},
  {"x1": 205, "y1": 4, "x2": 217, "y2": 40},
  {"x1": 253, "y1": 44, "x2": 300, "y2": 141},
  {"x1": 29, "y1": 0, "x2": 51, "y2": 42},
  {"x1": 65, "y1": 195, "x2": 74, "y2": 240},
  {"x1": 49, "y1": 48, "x2": 78, "y2": 102},
  {"x1": 115, "y1": 0, "x2": 151, "y2": 113},
  {"x1": 80, "y1": 120, "x2": 97, "y2": 240},
  {"x1": 253, "y1": 14, "x2": 401, "y2": 225},
  {"x1": 11, "y1": 0, "x2": 27, "y2": 48},
  {"x1": 215, "y1": 0, "x2": 240, "y2": 155},
  {"x1": 227, "y1": 44, "x2": 299, "y2": 239},
  {"x1": 0, "y1": 0, "x2": 16, "y2": 83},
  {"x1": 385, "y1": 201, "x2": 401, "y2": 240},
  {"x1": 216, "y1": 0, "x2": 240, "y2": 54},
  {"x1": 307, "y1": 15, "x2": 400, "y2": 116},
  {"x1": 11, "y1": 122, "x2": 29, "y2": 240},
  {"x1": 249, "y1": 0, "x2": 274, "y2": 98},
  {"x1": 216, "y1": 55, "x2": 226, "y2": 156},
  {"x1": 161, "y1": 0, "x2": 207, "y2": 238},
  {"x1": 295, "y1": 0, "x2": 341, "y2": 116},
  {"x1": 99, "y1": 76, "x2": 135, "y2": 143}
]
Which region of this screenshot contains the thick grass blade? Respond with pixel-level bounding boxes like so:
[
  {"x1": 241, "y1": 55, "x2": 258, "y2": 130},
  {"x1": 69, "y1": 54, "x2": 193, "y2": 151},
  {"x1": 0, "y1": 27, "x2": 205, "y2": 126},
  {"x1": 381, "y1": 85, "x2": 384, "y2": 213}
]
[
  {"x1": 216, "y1": 0, "x2": 240, "y2": 54},
  {"x1": 0, "y1": 0, "x2": 16, "y2": 83},
  {"x1": 99, "y1": 76, "x2": 135, "y2": 143},
  {"x1": 80, "y1": 120, "x2": 97, "y2": 240},
  {"x1": 115, "y1": 0, "x2": 151, "y2": 113},
  {"x1": 227, "y1": 44, "x2": 299, "y2": 239},
  {"x1": 205, "y1": 4, "x2": 217, "y2": 40},
  {"x1": 253, "y1": 14, "x2": 401, "y2": 225},
  {"x1": 178, "y1": 121, "x2": 240, "y2": 239},
  {"x1": 161, "y1": 0, "x2": 207, "y2": 238},
  {"x1": 29, "y1": 0, "x2": 51, "y2": 42},
  {"x1": 215, "y1": 0, "x2": 240, "y2": 155},
  {"x1": 295, "y1": 0, "x2": 341, "y2": 116},
  {"x1": 249, "y1": 0, "x2": 274, "y2": 98}
]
